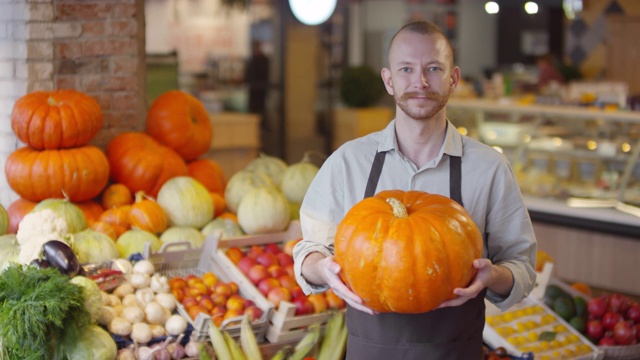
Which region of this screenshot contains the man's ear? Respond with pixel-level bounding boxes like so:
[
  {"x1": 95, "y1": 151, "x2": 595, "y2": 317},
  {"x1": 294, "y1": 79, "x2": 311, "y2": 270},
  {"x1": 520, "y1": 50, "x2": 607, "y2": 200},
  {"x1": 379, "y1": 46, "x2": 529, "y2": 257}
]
[
  {"x1": 449, "y1": 66, "x2": 460, "y2": 92},
  {"x1": 381, "y1": 68, "x2": 394, "y2": 96}
]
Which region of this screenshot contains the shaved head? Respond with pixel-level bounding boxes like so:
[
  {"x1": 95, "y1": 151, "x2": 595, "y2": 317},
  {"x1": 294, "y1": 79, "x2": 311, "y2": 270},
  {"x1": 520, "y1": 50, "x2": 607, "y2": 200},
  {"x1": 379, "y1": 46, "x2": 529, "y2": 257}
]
[{"x1": 388, "y1": 21, "x2": 455, "y2": 68}]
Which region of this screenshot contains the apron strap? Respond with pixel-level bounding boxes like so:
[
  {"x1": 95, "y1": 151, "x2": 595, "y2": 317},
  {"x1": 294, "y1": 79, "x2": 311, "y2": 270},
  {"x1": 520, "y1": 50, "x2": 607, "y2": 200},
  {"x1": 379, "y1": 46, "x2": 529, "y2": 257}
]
[
  {"x1": 364, "y1": 151, "x2": 387, "y2": 198},
  {"x1": 364, "y1": 152, "x2": 463, "y2": 205},
  {"x1": 449, "y1": 155, "x2": 463, "y2": 206}
]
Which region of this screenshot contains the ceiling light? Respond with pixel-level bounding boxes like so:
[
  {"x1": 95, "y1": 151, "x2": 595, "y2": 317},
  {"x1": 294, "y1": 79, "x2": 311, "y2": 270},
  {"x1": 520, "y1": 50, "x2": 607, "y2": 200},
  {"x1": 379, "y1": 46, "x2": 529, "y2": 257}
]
[
  {"x1": 485, "y1": 2, "x2": 499, "y2": 15},
  {"x1": 524, "y1": 2, "x2": 539, "y2": 14}
]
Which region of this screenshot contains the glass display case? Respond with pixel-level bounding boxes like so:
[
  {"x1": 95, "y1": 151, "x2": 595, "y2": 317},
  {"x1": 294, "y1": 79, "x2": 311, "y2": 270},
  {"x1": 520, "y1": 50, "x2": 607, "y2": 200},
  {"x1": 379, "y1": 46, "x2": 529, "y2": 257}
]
[{"x1": 446, "y1": 98, "x2": 640, "y2": 235}]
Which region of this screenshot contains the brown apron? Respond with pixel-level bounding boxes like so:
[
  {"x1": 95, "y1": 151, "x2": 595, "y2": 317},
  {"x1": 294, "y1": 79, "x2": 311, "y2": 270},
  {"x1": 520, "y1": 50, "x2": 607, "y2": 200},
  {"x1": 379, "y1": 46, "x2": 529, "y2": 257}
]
[{"x1": 345, "y1": 151, "x2": 486, "y2": 360}]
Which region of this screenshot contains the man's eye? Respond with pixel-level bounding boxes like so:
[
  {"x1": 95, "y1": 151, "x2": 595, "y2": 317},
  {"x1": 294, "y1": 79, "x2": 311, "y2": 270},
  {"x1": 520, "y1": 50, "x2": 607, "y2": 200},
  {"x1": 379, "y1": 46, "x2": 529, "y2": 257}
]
[
  {"x1": 400, "y1": 67, "x2": 411, "y2": 73},
  {"x1": 428, "y1": 67, "x2": 441, "y2": 72}
]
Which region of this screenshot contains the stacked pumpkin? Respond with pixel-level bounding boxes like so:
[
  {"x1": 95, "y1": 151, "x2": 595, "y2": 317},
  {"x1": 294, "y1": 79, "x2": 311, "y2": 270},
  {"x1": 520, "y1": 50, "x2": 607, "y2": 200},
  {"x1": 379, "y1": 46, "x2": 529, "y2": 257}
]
[
  {"x1": 2, "y1": 90, "x2": 122, "y2": 266},
  {"x1": 4, "y1": 90, "x2": 109, "y2": 230},
  {"x1": 99, "y1": 90, "x2": 222, "y2": 258}
]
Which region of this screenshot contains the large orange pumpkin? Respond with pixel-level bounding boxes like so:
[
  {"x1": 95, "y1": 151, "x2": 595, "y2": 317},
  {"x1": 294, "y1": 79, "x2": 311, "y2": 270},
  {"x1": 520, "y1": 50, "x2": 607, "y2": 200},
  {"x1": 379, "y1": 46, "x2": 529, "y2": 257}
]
[
  {"x1": 106, "y1": 132, "x2": 188, "y2": 197},
  {"x1": 5, "y1": 146, "x2": 110, "y2": 202},
  {"x1": 146, "y1": 90, "x2": 213, "y2": 161},
  {"x1": 11, "y1": 89, "x2": 103, "y2": 150},
  {"x1": 187, "y1": 158, "x2": 226, "y2": 195},
  {"x1": 334, "y1": 190, "x2": 482, "y2": 314}
]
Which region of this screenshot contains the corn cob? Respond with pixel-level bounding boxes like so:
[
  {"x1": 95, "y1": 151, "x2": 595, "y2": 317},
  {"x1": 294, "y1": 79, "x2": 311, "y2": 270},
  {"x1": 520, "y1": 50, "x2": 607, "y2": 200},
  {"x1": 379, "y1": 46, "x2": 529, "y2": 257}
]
[
  {"x1": 317, "y1": 311, "x2": 345, "y2": 360},
  {"x1": 224, "y1": 331, "x2": 248, "y2": 360},
  {"x1": 208, "y1": 320, "x2": 233, "y2": 360},
  {"x1": 289, "y1": 323, "x2": 321, "y2": 360},
  {"x1": 268, "y1": 346, "x2": 291, "y2": 360},
  {"x1": 240, "y1": 314, "x2": 262, "y2": 360}
]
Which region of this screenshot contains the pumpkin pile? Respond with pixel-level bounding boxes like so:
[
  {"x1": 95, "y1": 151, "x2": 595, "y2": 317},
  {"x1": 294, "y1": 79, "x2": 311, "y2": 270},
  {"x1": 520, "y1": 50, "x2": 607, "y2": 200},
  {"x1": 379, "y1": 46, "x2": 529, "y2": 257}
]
[
  {"x1": 5, "y1": 90, "x2": 109, "y2": 203},
  {"x1": 3, "y1": 88, "x2": 321, "y2": 264}
]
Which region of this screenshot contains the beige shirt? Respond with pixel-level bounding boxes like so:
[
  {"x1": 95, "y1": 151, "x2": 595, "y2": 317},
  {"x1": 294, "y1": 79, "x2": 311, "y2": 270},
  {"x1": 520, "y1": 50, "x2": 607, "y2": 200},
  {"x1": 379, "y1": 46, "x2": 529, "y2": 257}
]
[{"x1": 293, "y1": 120, "x2": 537, "y2": 311}]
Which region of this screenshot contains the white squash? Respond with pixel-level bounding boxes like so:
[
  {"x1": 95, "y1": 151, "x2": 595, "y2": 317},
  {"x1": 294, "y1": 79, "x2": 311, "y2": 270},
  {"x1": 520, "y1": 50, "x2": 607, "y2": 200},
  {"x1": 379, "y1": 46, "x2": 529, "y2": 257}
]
[
  {"x1": 224, "y1": 170, "x2": 274, "y2": 213},
  {"x1": 237, "y1": 187, "x2": 290, "y2": 235},
  {"x1": 244, "y1": 153, "x2": 288, "y2": 187},
  {"x1": 0, "y1": 204, "x2": 8, "y2": 235},
  {"x1": 116, "y1": 229, "x2": 162, "y2": 259},
  {"x1": 156, "y1": 176, "x2": 213, "y2": 228},
  {"x1": 32, "y1": 198, "x2": 87, "y2": 233},
  {"x1": 279, "y1": 161, "x2": 319, "y2": 203},
  {"x1": 201, "y1": 217, "x2": 244, "y2": 239},
  {"x1": 71, "y1": 228, "x2": 119, "y2": 264},
  {"x1": 159, "y1": 226, "x2": 205, "y2": 250}
]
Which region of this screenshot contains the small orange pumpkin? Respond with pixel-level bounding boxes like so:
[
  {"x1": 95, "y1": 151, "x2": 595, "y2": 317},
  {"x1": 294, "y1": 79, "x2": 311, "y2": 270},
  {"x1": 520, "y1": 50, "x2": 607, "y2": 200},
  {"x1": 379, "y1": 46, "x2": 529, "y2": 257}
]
[
  {"x1": 146, "y1": 90, "x2": 213, "y2": 161},
  {"x1": 129, "y1": 191, "x2": 168, "y2": 234},
  {"x1": 6, "y1": 198, "x2": 37, "y2": 234},
  {"x1": 5, "y1": 146, "x2": 110, "y2": 202},
  {"x1": 187, "y1": 158, "x2": 226, "y2": 195},
  {"x1": 90, "y1": 220, "x2": 119, "y2": 241},
  {"x1": 75, "y1": 200, "x2": 104, "y2": 225},
  {"x1": 210, "y1": 192, "x2": 226, "y2": 217},
  {"x1": 106, "y1": 132, "x2": 188, "y2": 197},
  {"x1": 11, "y1": 89, "x2": 103, "y2": 150},
  {"x1": 334, "y1": 190, "x2": 482, "y2": 314},
  {"x1": 101, "y1": 183, "x2": 133, "y2": 209},
  {"x1": 99, "y1": 205, "x2": 132, "y2": 231}
]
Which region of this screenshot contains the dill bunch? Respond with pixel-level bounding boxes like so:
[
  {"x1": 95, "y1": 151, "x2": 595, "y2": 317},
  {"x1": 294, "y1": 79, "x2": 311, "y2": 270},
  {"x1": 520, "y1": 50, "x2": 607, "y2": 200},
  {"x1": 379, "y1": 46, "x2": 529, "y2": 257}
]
[{"x1": 0, "y1": 264, "x2": 91, "y2": 360}]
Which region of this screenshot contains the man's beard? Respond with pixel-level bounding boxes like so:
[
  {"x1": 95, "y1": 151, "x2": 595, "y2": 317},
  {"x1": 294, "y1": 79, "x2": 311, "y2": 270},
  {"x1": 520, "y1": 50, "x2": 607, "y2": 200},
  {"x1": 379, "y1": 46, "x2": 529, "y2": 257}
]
[{"x1": 395, "y1": 90, "x2": 449, "y2": 120}]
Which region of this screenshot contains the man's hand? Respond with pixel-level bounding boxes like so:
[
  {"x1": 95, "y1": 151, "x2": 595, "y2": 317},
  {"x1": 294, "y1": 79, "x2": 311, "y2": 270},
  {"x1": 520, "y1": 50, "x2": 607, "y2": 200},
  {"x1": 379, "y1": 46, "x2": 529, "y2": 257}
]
[
  {"x1": 437, "y1": 259, "x2": 514, "y2": 308},
  {"x1": 303, "y1": 253, "x2": 377, "y2": 315}
]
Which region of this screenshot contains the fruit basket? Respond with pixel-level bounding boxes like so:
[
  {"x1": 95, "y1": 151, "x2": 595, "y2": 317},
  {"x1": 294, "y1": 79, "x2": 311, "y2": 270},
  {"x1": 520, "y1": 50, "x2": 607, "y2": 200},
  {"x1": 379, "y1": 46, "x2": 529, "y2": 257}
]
[
  {"x1": 483, "y1": 295, "x2": 604, "y2": 360},
  {"x1": 142, "y1": 235, "x2": 273, "y2": 342},
  {"x1": 211, "y1": 221, "x2": 347, "y2": 343}
]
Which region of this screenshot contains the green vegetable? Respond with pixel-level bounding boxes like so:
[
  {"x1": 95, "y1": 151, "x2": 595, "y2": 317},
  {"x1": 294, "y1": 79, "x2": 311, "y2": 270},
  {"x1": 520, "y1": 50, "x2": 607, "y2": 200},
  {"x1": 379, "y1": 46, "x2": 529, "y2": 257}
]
[
  {"x1": 0, "y1": 234, "x2": 19, "y2": 271},
  {"x1": 71, "y1": 229, "x2": 119, "y2": 264},
  {"x1": 62, "y1": 324, "x2": 117, "y2": 360},
  {"x1": 0, "y1": 264, "x2": 91, "y2": 359},
  {"x1": 70, "y1": 276, "x2": 103, "y2": 323}
]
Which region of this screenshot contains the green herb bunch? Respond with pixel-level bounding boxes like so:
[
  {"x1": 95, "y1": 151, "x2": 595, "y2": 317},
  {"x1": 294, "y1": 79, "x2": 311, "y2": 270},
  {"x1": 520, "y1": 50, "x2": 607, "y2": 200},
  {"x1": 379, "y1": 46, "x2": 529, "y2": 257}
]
[{"x1": 0, "y1": 264, "x2": 91, "y2": 360}]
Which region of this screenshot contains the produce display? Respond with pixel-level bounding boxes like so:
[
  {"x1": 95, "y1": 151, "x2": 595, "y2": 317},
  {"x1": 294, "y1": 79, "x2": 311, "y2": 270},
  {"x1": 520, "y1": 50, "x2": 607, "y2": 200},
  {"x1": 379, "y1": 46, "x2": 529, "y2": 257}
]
[
  {"x1": 484, "y1": 296, "x2": 601, "y2": 359},
  {"x1": 225, "y1": 239, "x2": 346, "y2": 315},
  {"x1": 168, "y1": 271, "x2": 264, "y2": 328}
]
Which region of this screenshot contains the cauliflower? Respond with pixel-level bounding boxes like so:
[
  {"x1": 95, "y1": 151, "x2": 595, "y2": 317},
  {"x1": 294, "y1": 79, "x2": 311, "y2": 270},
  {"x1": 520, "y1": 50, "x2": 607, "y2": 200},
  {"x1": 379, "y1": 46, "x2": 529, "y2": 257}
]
[{"x1": 16, "y1": 209, "x2": 70, "y2": 264}]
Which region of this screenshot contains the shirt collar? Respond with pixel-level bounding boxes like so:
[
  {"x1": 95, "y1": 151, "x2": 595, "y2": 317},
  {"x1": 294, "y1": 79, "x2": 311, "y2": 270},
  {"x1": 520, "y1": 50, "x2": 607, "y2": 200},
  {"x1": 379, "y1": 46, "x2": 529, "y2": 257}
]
[{"x1": 378, "y1": 119, "x2": 464, "y2": 158}]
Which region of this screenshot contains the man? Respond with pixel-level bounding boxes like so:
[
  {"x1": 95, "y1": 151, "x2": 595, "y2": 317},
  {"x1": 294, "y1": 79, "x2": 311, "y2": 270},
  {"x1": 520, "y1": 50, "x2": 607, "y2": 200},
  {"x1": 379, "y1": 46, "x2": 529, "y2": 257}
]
[
  {"x1": 245, "y1": 41, "x2": 270, "y2": 130},
  {"x1": 293, "y1": 21, "x2": 537, "y2": 359}
]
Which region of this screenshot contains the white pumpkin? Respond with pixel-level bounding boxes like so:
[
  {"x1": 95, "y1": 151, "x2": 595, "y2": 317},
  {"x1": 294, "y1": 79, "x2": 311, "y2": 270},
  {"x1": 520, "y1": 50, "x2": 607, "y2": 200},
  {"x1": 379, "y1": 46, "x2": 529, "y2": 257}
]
[
  {"x1": 72, "y1": 228, "x2": 119, "y2": 264},
  {"x1": 116, "y1": 229, "x2": 162, "y2": 259},
  {"x1": 160, "y1": 226, "x2": 205, "y2": 250},
  {"x1": 156, "y1": 176, "x2": 213, "y2": 229},
  {"x1": 279, "y1": 161, "x2": 319, "y2": 203},
  {"x1": 32, "y1": 198, "x2": 87, "y2": 233},
  {"x1": 244, "y1": 153, "x2": 288, "y2": 187},
  {"x1": 237, "y1": 187, "x2": 290, "y2": 235},
  {"x1": 224, "y1": 170, "x2": 275, "y2": 213},
  {"x1": 201, "y1": 217, "x2": 244, "y2": 239}
]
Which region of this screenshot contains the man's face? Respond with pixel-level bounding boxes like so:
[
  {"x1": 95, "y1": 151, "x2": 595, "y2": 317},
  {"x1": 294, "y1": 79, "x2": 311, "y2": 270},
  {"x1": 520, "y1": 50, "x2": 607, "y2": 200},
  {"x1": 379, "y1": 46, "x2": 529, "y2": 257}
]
[{"x1": 381, "y1": 31, "x2": 459, "y2": 121}]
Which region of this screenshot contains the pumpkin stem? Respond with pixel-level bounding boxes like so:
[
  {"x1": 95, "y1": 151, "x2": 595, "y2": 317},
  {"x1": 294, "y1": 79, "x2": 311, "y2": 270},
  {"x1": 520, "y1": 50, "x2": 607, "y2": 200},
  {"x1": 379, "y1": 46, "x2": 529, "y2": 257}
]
[
  {"x1": 134, "y1": 191, "x2": 152, "y2": 203},
  {"x1": 386, "y1": 197, "x2": 408, "y2": 218},
  {"x1": 47, "y1": 96, "x2": 58, "y2": 106}
]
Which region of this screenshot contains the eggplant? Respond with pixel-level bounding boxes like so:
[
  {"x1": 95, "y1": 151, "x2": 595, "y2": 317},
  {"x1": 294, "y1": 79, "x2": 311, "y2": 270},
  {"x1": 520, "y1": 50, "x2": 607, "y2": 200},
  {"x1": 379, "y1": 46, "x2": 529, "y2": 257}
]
[
  {"x1": 41, "y1": 240, "x2": 80, "y2": 277},
  {"x1": 30, "y1": 258, "x2": 51, "y2": 269}
]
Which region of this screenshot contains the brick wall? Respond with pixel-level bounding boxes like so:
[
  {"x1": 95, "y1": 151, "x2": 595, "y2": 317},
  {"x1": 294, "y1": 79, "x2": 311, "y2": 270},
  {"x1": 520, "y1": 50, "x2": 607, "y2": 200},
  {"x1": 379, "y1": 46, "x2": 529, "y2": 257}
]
[{"x1": 0, "y1": 0, "x2": 146, "y2": 208}]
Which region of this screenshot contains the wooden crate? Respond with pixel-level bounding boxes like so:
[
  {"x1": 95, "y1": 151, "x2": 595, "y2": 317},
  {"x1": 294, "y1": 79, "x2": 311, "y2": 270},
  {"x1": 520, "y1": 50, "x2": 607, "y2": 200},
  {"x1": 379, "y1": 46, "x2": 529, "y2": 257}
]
[
  {"x1": 142, "y1": 236, "x2": 273, "y2": 342},
  {"x1": 212, "y1": 222, "x2": 345, "y2": 343}
]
